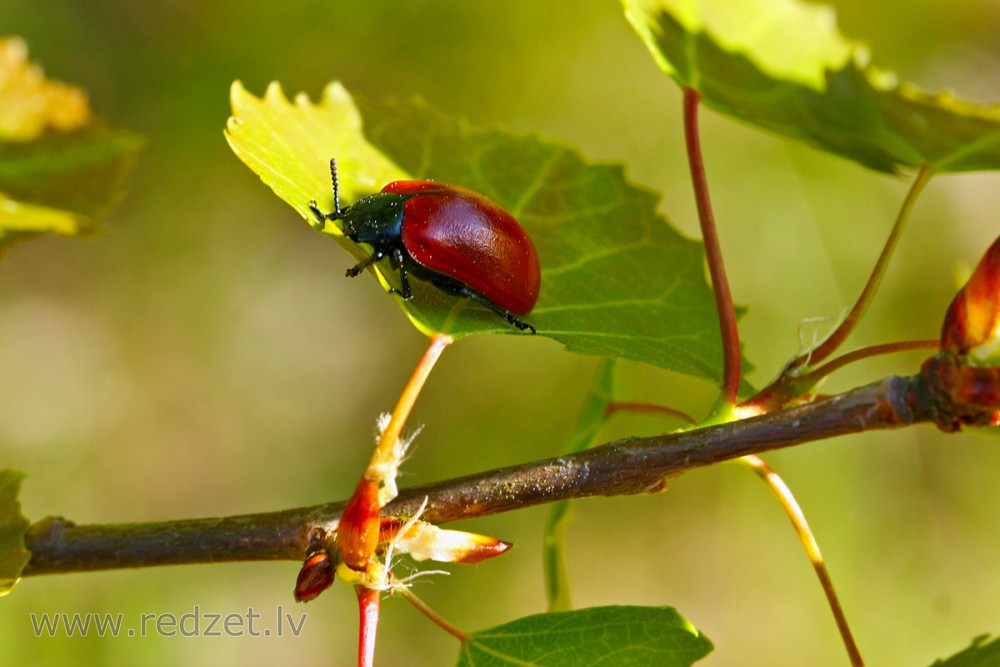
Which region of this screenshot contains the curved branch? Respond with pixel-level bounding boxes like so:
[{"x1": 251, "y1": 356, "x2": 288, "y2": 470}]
[{"x1": 24, "y1": 375, "x2": 936, "y2": 576}]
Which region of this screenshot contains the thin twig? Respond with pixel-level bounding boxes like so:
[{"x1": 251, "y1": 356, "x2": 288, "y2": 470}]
[
  {"x1": 795, "y1": 340, "x2": 939, "y2": 389},
  {"x1": 744, "y1": 339, "x2": 939, "y2": 412},
  {"x1": 739, "y1": 455, "x2": 864, "y2": 667},
  {"x1": 795, "y1": 164, "x2": 934, "y2": 367},
  {"x1": 367, "y1": 333, "x2": 452, "y2": 481},
  {"x1": 23, "y1": 375, "x2": 937, "y2": 576},
  {"x1": 397, "y1": 587, "x2": 469, "y2": 642},
  {"x1": 606, "y1": 401, "x2": 698, "y2": 425}
]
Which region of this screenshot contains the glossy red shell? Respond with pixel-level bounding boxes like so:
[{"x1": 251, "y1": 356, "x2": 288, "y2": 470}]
[{"x1": 382, "y1": 180, "x2": 541, "y2": 316}]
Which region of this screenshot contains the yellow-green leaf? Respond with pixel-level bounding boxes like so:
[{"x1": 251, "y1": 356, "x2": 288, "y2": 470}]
[
  {"x1": 225, "y1": 81, "x2": 404, "y2": 221},
  {"x1": 0, "y1": 194, "x2": 83, "y2": 247}
]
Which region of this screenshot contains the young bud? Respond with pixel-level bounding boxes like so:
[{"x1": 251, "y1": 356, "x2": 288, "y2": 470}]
[
  {"x1": 294, "y1": 551, "x2": 335, "y2": 602},
  {"x1": 381, "y1": 517, "x2": 513, "y2": 565},
  {"x1": 941, "y1": 235, "x2": 1000, "y2": 362},
  {"x1": 952, "y1": 366, "x2": 1000, "y2": 411},
  {"x1": 337, "y1": 478, "x2": 381, "y2": 572}
]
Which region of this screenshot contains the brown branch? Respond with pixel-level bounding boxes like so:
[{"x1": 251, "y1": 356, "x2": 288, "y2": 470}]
[{"x1": 24, "y1": 374, "x2": 937, "y2": 577}]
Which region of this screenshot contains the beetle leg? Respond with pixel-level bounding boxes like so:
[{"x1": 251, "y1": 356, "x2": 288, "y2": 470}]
[
  {"x1": 346, "y1": 251, "x2": 383, "y2": 278},
  {"x1": 503, "y1": 314, "x2": 536, "y2": 335},
  {"x1": 506, "y1": 315, "x2": 537, "y2": 335},
  {"x1": 308, "y1": 200, "x2": 328, "y2": 231},
  {"x1": 388, "y1": 247, "x2": 413, "y2": 299},
  {"x1": 460, "y1": 288, "x2": 537, "y2": 335}
]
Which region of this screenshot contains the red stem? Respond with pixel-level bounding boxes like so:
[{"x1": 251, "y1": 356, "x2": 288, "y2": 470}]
[
  {"x1": 683, "y1": 88, "x2": 741, "y2": 405},
  {"x1": 606, "y1": 401, "x2": 698, "y2": 425},
  {"x1": 356, "y1": 586, "x2": 381, "y2": 667},
  {"x1": 796, "y1": 340, "x2": 939, "y2": 388},
  {"x1": 744, "y1": 339, "x2": 939, "y2": 412}
]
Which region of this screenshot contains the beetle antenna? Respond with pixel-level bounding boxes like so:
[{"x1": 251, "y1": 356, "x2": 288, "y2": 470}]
[{"x1": 329, "y1": 158, "x2": 342, "y2": 217}]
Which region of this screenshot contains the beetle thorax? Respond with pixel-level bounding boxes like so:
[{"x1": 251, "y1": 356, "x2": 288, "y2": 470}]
[{"x1": 339, "y1": 193, "x2": 406, "y2": 245}]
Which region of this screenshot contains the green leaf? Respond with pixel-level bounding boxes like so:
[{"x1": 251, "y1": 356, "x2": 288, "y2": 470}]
[
  {"x1": 0, "y1": 469, "x2": 30, "y2": 597},
  {"x1": 930, "y1": 635, "x2": 1000, "y2": 667},
  {"x1": 623, "y1": 0, "x2": 1000, "y2": 174},
  {"x1": 544, "y1": 360, "x2": 614, "y2": 612},
  {"x1": 457, "y1": 606, "x2": 712, "y2": 667},
  {"x1": 227, "y1": 83, "x2": 735, "y2": 385},
  {"x1": 0, "y1": 129, "x2": 143, "y2": 253},
  {"x1": 0, "y1": 38, "x2": 142, "y2": 254}
]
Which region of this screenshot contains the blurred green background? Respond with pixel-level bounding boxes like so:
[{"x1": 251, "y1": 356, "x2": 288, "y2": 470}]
[{"x1": 2, "y1": 1, "x2": 1000, "y2": 665}]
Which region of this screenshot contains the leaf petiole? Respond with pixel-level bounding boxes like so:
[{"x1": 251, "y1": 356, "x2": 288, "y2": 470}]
[
  {"x1": 794, "y1": 164, "x2": 935, "y2": 369},
  {"x1": 683, "y1": 88, "x2": 742, "y2": 407}
]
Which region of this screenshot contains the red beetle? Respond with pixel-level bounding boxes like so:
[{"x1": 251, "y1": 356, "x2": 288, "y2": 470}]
[{"x1": 309, "y1": 160, "x2": 541, "y2": 333}]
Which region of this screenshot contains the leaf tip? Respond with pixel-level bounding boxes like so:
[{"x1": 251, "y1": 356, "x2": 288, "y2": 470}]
[
  {"x1": 321, "y1": 81, "x2": 351, "y2": 106},
  {"x1": 264, "y1": 80, "x2": 289, "y2": 104}
]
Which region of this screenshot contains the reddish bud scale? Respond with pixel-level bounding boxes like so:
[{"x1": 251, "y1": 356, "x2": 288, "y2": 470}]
[
  {"x1": 941, "y1": 235, "x2": 1000, "y2": 354},
  {"x1": 448, "y1": 538, "x2": 514, "y2": 565},
  {"x1": 921, "y1": 355, "x2": 1000, "y2": 431},
  {"x1": 378, "y1": 518, "x2": 513, "y2": 564},
  {"x1": 952, "y1": 365, "x2": 1000, "y2": 409},
  {"x1": 337, "y1": 478, "x2": 381, "y2": 571},
  {"x1": 378, "y1": 518, "x2": 403, "y2": 545},
  {"x1": 293, "y1": 551, "x2": 335, "y2": 603}
]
